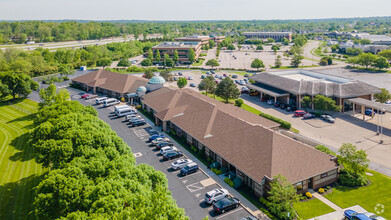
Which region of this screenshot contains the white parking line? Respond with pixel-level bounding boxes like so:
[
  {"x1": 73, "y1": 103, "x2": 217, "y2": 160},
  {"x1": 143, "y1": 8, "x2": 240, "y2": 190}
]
[
  {"x1": 215, "y1": 207, "x2": 243, "y2": 219},
  {"x1": 186, "y1": 182, "x2": 205, "y2": 192}
]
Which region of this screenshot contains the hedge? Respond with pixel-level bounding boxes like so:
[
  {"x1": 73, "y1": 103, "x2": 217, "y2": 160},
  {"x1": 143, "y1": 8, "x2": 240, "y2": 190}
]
[
  {"x1": 259, "y1": 112, "x2": 291, "y2": 129},
  {"x1": 224, "y1": 177, "x2": 234, "y2": 187}
]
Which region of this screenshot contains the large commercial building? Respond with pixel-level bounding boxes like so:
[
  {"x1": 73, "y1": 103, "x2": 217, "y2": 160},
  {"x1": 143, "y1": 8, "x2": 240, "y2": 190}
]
[
  {"x1": 142, "y1": 87, "x2": 339, "y2": 197},
  {"x1": 339, "y1": 42, "x2": 389, "y2": 54},
  {"x1": 248, "y1": 70, "x2": 381, "y2": 111},
  {"x1": 149, "y1": 41, "x2": 202, "y2": 63},
  {"x1": 174, "y1": 35, "x2": 226, "y2": 45},
  {"x1": 353, "y1": 33, "x2": 391, "y2": 46},
  {"x1": 71, "y1": 69, "x2": 148, "y2": 98},
  {"x1": 242, "y1": 32, "x2": 292, "y2": 42}
]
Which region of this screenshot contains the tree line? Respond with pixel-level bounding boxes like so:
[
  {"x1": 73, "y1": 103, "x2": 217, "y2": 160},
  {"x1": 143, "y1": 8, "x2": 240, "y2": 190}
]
[{"x1": 28, "y1": 85, "x2": 188, "y2": 219}]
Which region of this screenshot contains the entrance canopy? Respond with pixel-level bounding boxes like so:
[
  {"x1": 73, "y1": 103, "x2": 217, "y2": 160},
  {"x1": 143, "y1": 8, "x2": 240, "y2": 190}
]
[
  {"x1": 247, "y1": 83, "x2": 289, "y2": 97},
  {"x1": 346, "y1": 98, "x2": 391, "y2": 113}
]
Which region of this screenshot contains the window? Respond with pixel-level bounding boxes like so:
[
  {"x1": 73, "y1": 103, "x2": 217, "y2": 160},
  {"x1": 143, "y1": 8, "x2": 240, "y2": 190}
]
[
  {"x1": 296, "y1": 181, "x2": 303, "y2": 190},
  {"x1": 321, "y1": 172, "x2": 328, "y2": 178}
]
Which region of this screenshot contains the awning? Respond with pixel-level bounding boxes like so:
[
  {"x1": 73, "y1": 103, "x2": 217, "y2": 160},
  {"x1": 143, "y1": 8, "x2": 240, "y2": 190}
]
[
  {"x1": 247, "y1": 83, "x2": 289, "y2": 97},
  {"x1": 127, "y1": 93, "x2": 138, "y2": 98},
  {"x1": 346, "y1": 98, "x2": 391, "y2": 113}
]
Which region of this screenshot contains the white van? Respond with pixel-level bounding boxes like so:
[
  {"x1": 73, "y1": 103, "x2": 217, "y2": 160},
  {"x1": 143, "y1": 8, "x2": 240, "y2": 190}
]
[
  {"x1": 114, "y1": 105, "x2": 131, "y2": 114},
  {"x1": 95, "y1": 97, "x2": 108, "y2": 104},
  {"x1": 103, "y1": 98, "x2": 120, "y2": 107},
  {"x1": 116, "y1": 107, "x2": 137, "y2": 117}
]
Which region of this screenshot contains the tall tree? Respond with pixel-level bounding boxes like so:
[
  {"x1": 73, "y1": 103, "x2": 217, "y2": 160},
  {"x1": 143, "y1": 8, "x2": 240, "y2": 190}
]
[
  {"x1": 147, "y1": 49, "x2": 154, "y2": 61},
  {"x1": 378, "y1": 49, "x2": 391, "y2": 62},
  {"x1": 0, "y1": 72, "x2": 39, "y2": 99},
  {"x1": 301, "y1": 96, "x2": 312, "y2": 110},
  {"x1": 198, "y1": 76, "x2": 216, "y2": 96},
  {"x1": 173, "y1": 50, "x2": 179, "y2": 63},
  {"x1": 208, "y1": 40, "x2": 215, "y2": 48},
  {"x1": 265, "y1": 174, "x2": 300, "y2": 220},
  {"x1": 374, "y1": 88, "x2": 391, "y2": 103},
  {"x1": 188, "y1": 49, "x2": 196, "y2": 63},
  {"x1": 313, "y1": 95, "x2": 340, "y2": 111},
  {"x1": 356, "y1": 53, "x2": 377, "y2": 69},
  {"x1": 251, "y1": 58, "x2": 265, "y2": 71},
  {"x1": 275, "y1": 55, "x2": 282, "y2": 68},
  {"x1": 155, "y1": 50, "x2": 161, "y2": 62},
  {"x1": 373, "y1": 56, "x2": 390, "y2": 69},
  {"x1": 205, "y1": 59, "x2": 220, "y2": 68},
  {"x1": 338, "y1": 143, "x2": 370, "y2": 176},
  {"x1": 39, "y1": 83, "x2": 57, "y2": 108},
  {"x1": 160, "y1": 69, "x2": 173, "y2": 82},
  {"x1": 177, "y1": 78, "x2": 187, "y2": 89},
  {"x1": 215, "y1": 77, "x2": 240, "y2": 103},
  {"x1": 290, "y1": 54, "x2": 303, "y2": 68}
]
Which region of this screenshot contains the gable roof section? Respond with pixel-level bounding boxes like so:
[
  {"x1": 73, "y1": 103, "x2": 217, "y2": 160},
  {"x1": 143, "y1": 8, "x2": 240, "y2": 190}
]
[
  {"x1": 72, "y1": 69, "x2": 148, "y2": 94},
  {"x1": 143, "y1": 87, "x2": 338, "y2": 184}
]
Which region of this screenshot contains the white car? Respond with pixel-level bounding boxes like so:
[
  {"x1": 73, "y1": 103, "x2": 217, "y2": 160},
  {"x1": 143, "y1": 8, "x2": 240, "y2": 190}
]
[
  {"x1": 171, "y1": 159, "x2": 193, "y2": 170},
  {"x1": 152, "y1": 137, "x2": 171, "y2": 145},
  {"x1": 241, "y1": 87, "x2": 249, "y2": 93},
  {"x1": 125, "y1": 114, "x2": 140, "y2": 122},
  {"x1": 363, "y1": 212, "x2": 386, "y2": 220},
  {"x1": 204, "y1": 188, "x2": 229, "y2": 204},
  {"x1": 160, "y1": 146, "x2": 178, "y2": 155}
]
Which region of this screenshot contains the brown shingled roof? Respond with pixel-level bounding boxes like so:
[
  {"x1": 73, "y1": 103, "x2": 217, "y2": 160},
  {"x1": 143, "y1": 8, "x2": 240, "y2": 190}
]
[
  {"x1": 72, "y1": 69, "x2": 148, "y2": 94},
  {"x1": 142, "y1": 87, "x2": 338, "y2": 184}
]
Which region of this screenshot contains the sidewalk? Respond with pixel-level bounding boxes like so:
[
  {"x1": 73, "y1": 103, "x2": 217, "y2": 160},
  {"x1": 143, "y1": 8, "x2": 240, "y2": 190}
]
[{"x1": 312, "y1": 192, "x2": 342, "y2": 211}]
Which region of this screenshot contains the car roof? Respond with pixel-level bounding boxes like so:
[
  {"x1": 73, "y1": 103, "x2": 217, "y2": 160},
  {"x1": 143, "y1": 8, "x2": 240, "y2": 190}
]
[{"x1": 187, "y1": 162, "x2": 197, "y2": 167}]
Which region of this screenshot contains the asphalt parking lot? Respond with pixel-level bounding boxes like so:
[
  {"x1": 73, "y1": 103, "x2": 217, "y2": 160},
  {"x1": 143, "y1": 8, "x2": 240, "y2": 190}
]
[{"x1": 65, "y1": 90, "x2": 256, "y2": 220}]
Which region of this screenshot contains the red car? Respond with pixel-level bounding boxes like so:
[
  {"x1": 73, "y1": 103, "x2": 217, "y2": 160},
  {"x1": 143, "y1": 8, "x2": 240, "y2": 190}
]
[
  {"x1": 81, "y1": 93, "x2": 91, "y2": 99},
  {"x1": 294, "y1": 110, "x2": 307, "y2": 117}
]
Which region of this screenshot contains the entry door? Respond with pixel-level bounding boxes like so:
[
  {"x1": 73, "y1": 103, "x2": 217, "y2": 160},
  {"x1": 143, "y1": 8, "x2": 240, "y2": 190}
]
[{"x1": 308, "y1": 178, "x2": 313, "y2": 189}]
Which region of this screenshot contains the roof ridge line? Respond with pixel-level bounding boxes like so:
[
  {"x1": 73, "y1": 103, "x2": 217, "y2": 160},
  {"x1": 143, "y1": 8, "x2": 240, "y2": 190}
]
[{"x1": 203, "y1": 106, "x2": 219, "y2": 138}]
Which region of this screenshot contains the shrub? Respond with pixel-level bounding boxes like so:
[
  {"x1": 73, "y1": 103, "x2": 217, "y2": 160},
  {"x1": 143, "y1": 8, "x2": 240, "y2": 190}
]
[
  {"x1": 214, "y1": 169, "x2": 223, "y2": 175},
  {"x1": 224, "y1": 177, "x2": 234, "y2": 187},
  {"x1": 207, "y1": 158, "x2": 211, "y2": 162},
  {"x1": 120, "y1": 97, "x2": 125, "y2": 102},
  {"x1": 338, "y1": 169, "x2": 369, "y2": 187},
  {"x1": 318, "y1": 188, "x2": 324, "y2": 194},
  {"x1": 235, "y1": 99, "x2": 244, "y2": 107},
  {"x1": 326, "y1": 186, "x2": 331, "y2": 190},
  {"x1": 259, "y1": 197, "x2": 269, "y2": 206},
  {"x1": 305, "y1": 192, "x2": 312, "y2": 198},
  {"x1": 233, "y1": 177, "x2": 242, "y2": 188},
  {"x1": 259, "y1": 112, "x2": 291, "y2": 129},
  {"x1": 221, "y1": 166, "x2": 228, "y2": 173},
  {"x1": 315, "y1": 145, "x2": 337, "y2": 156},
  {"x1": 171, "y1": 130, "x2": 176, "y2": 136}
]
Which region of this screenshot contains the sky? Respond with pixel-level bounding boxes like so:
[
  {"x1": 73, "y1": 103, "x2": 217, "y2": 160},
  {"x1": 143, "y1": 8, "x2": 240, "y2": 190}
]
[{"x1": 0, "y1": 0, "x2": 390, "y2": 21}]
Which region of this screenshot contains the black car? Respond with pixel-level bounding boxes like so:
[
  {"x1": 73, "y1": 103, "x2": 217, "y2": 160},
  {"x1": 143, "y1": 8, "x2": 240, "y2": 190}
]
[
  {"x1": 213, "y1": 197, "x2": 240, "y2": 214},
  {"x1": 280, "y1": 103, "x2": 286, "y2": 109},
  {"x1": 274, "y1": 102, "x2": 281, "y2": 108},
  {"x1": 130, "y1": 119, "x2": 146, "y2": 127},
  {"x1": 163, "y1": 151, "x2": 183, "y2": 161},
  {"x1": 155, "y1": 142, "x2": 174, "y2": 150},
  {"x1": 285, "y1": 105, "x2": 297, "y2": 112},
  {"x1": 244, "y1": 74, "x2": 249, "y2": 77}
]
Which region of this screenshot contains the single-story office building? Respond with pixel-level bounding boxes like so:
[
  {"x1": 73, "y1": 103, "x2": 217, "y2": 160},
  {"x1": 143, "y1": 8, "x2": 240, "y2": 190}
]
[
  {"x1": 249, "y1": 70, "x2": 381, "y2": 112},
  {"x1": 142, "y1": 87, "x2": 339, "y2": 197}
]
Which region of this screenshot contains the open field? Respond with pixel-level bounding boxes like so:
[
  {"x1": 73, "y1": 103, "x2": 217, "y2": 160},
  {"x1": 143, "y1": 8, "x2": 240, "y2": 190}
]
[
  {"x1": 324, "y1": 171, "x2": 391, "y2": 219},
  {"x1": 0, "y1": 98, "x2": 47, "y2": 220}
]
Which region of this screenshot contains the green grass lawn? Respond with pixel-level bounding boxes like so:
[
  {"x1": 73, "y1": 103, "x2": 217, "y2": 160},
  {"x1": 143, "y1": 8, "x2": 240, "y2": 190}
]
[
  {"x1": 0, "y1": 98, "x2": 47, "y2": 220},
  {"x1": 293, "y1": 199, "x2": 335, "y2": 220},
  {"x1": 270, "y1": 65, "x2": 320, "y2": 69},
  {"x1": 192, "y1": 59, "x2": 204, "y2": 66},
  {"x1": 324, "y1": 171, "x2": 391, "y2": 219}
]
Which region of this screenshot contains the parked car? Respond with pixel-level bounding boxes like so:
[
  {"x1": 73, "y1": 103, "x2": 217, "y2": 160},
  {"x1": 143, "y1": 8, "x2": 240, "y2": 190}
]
[
  {"x1": 163, "y1": 151, "x2": 183, "y2": 161},
  {"x1": 244, "y1": 74, "x2": 249, "y2": 77},
  {"x1": 223, "y1": 74, "x2": 227, "y2": 77},
  {"x1": 125, "y1": 114, "x2": 141, "y2": 122},
  {"x1": 286, "y1": 105, "x2": 297, "y2": 112},
  {"x1": 206, "y1": 71, "x2": 211, "y2": 75},
  {"x1": 211, "y1": 70, "x2": 215, "y2": 74},
  {"x1": 215, "y1": 74, "x2": 220, "y2": 78},
  {"x1": 303, "y1": 113, "x2": 316, "y2": 119},
  {"x1": 241, "y1": 87, "x2": 249, "y2": 93},
  {"x1": 174, "y1": 76, "x2": 178, "y2": 81},
  {"x1": 149, "y1": 134, "x2": 164, "y2": 142},
  {"x1": 129, "y1": 119, "x2": 146, "y2": 127},
  {"x1": 249, "y1": 90, "x2": 259, "y2": 96},
  {"x1": 215, "y1": 80, "x2": 219, "y2": 84},
  {"x1": 103, "y1": 98, "x2": 120, "y2": 107},
  {"x1": 171, "y1": 159, "x2": 193, "y2": 170},
  {"x1": 280, "y1": 103, "x2": 286, "y2": 109},
  {"x1": 81, "y1": 93, "x2": 91, "y2": 99},
  {"x1": 85, "y1": 94, "x2": 97, "y2": 100},
  {"x1": 204, "y1": 188, "x2": 229, "y2": 205},
  {"x1": 213, "y1": 197, "x2": 240, "y2": 214},
  {"x1": 363, "y1": 212, "x2": 386, "y2": 220},
  {"x1": 344, "y1": 210, "x2": 372, "y2": 220},
  {"x1": 152, "y1": 137, "x2": 171, "y2": 145},
  {"x1": 274, "y1": 102, "x2": 281, "y2": 108},
  {"x1": 180, "y1": 162, "x2": 199, "y2": 176},
  {"x1": 155, "y1": 142, "x2": 174, "y2": 150},
  {"x1": 267, "y1": 100, "x2": 275, "y2": 105},
  {"x1": 235, "y1": 80, "x2": 240, "y2": 84},
  {"x1": 188, "y1": 76, "x2": 193, "y2": 80},
  {"x1": 365, "y1": 109, "x2": 375, "y2": 116},
  {"x1": 190, "y1": 83, "x2": 196, "y2": 87},
  {"x1": 159, "y1": 146, "x2": 178, "y2": 155},
  {"x1": 232, "y1": 75, "x2": 238, "y2": 78},
  {"x1": 219, "y1": 76, "x2": 224, "y2": 79},
  {"x1": 294, "y1": 110, "x2": 307, "y2": 117},
  {"x1": 321, "y1": 115, "x2": 335, "y2": 123},
  {"x1": 201, "y1": 75, "x2": 206, "y2": 79},
  {"x1": 95, "y1": 97, "x2": 108, "y2": 104},
  {"x1": 178, "y1": 72, "x2": 183, "y2": 76}
]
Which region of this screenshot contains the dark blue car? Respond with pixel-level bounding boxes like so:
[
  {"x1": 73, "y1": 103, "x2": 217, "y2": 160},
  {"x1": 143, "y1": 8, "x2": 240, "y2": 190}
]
[
  {"x1": 149, "y1": 134, "x2": 164, "y2": 142},
  {"x1": 344, "y1": 210, "x2": 371, "y2": 220}
]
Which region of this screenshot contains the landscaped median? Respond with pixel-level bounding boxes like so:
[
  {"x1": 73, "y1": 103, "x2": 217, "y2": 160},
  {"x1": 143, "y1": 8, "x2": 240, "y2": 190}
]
[{"x1": 201, "y1": 92, "x2": 296, "y2": 131}]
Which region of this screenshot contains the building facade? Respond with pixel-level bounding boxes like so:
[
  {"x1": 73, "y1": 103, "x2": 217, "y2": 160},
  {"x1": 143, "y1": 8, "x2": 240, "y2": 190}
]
[
  {"x1": 242, "y1": 32, "x2": 292, "y2": 41},
  {"x1": 148, "y1": 41, "x2": 202, "y2": 63},
  {"x1": 249, "y1": 70, "x2": 381, "y2": 112},
  {"x1": 174, "y1": 35, "x2": 226, "y2": 45},
  {"x1": 142, "y1": 88, "x2": 339, "y2": 198}
]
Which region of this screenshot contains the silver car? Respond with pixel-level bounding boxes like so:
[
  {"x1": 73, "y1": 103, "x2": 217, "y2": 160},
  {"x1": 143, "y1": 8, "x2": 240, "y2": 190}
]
[
  {"x1": 204, "y1": 188, "x2": 229, "y2": 204},
  {"x1": 171, "y1": 159, "x2": 193, "y2": 170}
]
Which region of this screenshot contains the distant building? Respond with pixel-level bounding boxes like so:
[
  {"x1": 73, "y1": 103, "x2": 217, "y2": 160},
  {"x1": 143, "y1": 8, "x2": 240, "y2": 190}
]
[
  {"x1": 242, "y1": 32, "x2": 292, "y2": 42},
  {"x1": 148, "y1": 41, "x2": 202, "y2": 63},
  {"x1": 353, "y1": 33, "x2": 391, "y2": 46},
  {"x1": 174, "y1": 35, "x2": 226, "y2": 45},
  {"x1": 340, "y1": 42, "x2": 389, "y2": 54}
]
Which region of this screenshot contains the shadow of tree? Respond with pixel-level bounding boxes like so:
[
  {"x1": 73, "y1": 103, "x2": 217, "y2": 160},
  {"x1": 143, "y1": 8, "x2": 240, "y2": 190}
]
[
  {"x1": 0, "y1": 173, "x2": 47, "y2": 220},
  {"x1": 9, "y1": 132, "x2": 36, "y2": 162},
  {"x1": 7, "y1": 113, "x2": 37, "y2": 124}
]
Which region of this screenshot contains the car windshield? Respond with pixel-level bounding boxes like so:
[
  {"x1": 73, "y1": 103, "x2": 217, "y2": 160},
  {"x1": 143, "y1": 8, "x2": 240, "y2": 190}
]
[{"x1": 205, "y1": 193, "x2": 212, "y2": 198}]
